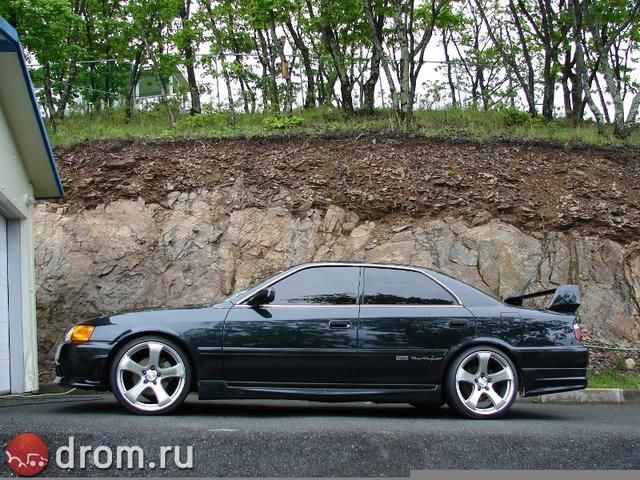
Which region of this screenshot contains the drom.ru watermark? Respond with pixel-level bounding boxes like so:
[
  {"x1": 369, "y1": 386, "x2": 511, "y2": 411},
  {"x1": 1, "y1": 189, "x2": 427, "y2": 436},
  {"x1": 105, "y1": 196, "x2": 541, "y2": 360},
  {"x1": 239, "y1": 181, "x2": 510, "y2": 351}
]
[{"x1": 5, "y1": 433, "x2": 193, "y2": 476}]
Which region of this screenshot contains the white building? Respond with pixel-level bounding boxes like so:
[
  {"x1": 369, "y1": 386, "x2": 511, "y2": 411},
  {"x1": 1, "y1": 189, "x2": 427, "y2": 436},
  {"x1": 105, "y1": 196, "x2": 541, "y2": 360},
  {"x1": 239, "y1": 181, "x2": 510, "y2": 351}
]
[{"x1": 0, "y1": 17, "x2": 63, "y2": 394}]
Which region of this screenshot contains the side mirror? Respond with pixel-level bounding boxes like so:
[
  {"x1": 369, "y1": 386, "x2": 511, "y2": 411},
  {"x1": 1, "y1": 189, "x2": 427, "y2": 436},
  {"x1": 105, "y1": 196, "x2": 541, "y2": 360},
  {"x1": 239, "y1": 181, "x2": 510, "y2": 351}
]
[{"x1": 248, "y1": 288, "x2": 275, "y2": 307}]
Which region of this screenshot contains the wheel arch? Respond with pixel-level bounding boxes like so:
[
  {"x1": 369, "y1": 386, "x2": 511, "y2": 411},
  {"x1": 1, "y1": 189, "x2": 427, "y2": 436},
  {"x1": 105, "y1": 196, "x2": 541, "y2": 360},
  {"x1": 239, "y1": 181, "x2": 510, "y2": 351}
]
[
  {"x1": 104, "y1": 330, "x2": 199, "y2": 391},
  {"x1": 440, "y1": 337, "x2": 522, "y2": 390}
]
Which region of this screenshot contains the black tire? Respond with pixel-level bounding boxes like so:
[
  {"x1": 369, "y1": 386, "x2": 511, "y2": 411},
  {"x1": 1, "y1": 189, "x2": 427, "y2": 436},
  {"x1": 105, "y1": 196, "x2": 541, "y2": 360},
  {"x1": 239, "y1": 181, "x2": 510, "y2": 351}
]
[
  {"x1": 110, "y1": 335, "x2": 192, "y2": 415},
  {"x1": 445, "y1": 346, "x2": 518, "y2": 419}
]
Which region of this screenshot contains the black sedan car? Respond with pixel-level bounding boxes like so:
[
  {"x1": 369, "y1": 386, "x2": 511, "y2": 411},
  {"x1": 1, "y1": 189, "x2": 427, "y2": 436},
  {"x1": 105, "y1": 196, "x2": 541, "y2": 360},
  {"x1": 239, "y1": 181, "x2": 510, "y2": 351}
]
[{"x1": 55, "y1": 262, "x2": 587, "y2": 419}]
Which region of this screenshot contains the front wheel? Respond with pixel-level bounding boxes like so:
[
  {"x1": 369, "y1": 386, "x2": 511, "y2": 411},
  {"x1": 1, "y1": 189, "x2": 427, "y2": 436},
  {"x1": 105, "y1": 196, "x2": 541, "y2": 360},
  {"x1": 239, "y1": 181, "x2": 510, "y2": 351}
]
[
  {"x1": 445, "y1": 346, "x2": 518, "y2": 419},
  {"x1": 110, "y1": 336, "x2": 191, "y2": 415}
]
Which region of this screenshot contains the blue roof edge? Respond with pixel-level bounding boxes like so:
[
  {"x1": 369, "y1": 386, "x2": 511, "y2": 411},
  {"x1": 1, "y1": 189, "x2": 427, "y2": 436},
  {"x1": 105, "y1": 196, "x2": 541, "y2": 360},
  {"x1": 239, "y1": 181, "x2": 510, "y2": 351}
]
[{"x1": 0, "y1": 16, "x2": 64, "y2": 198}]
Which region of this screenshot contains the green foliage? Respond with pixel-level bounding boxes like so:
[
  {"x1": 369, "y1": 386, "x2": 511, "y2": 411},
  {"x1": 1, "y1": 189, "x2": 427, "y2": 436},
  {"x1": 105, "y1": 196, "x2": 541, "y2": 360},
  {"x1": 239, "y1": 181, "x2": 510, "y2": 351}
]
[
  {"x1": 174, "y1": 113, "x2": 226, "y2": 130},
  {"x1": 588, "y1": 370, "x2": 640, "y2": 389},
  {"x1": 264, "y1": 115, "x2": 304, "y2": 129},
  {"x1": 2, "y1": 0, "x2": 637, "y2": 133},
  {"x1": 499, "y1": 108, "x2": 532, "y2": 127},
  {"x1": 46, "y1": 106, "x2": 640, "y2": 147}
]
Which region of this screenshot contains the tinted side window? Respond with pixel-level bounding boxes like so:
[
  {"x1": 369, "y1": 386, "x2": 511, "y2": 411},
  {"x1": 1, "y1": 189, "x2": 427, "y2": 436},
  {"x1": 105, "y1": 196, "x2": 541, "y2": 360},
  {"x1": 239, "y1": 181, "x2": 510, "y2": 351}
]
[
  {"x1": 364, "y1": 268, "x2": 456, "y2": 305},
  {"x1": 271, "y1": 267, "x2": 359, "y2": 305}
]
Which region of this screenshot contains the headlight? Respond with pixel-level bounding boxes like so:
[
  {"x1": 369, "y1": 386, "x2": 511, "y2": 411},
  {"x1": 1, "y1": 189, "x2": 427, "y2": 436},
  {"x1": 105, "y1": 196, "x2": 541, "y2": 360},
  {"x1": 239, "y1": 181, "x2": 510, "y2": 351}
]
[{"x1": 64, "y1": 325, "x2": 95, "y2": 343}]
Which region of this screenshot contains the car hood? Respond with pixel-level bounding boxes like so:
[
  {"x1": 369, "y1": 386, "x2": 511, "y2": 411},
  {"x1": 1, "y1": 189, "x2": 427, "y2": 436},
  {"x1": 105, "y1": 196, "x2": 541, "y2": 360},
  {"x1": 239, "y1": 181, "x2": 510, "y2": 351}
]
[
  {"x1": 77, "y1": 301, "x2": 232, "y2": 329},
  {"x1": 99, "y1": 300, "x2": 232, "y2": 318}
]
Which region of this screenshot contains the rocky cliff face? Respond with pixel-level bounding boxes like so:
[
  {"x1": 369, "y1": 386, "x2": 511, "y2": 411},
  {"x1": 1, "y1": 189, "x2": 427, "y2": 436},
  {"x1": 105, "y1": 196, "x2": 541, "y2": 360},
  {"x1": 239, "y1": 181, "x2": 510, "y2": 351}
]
[{"x1": 35, "y1": 183, "x2": 640, "y2": 379}]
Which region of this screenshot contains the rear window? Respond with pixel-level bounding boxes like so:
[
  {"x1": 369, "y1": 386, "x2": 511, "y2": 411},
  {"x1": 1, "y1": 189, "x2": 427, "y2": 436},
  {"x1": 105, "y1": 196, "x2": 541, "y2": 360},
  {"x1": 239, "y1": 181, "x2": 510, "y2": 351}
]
[{"x1": 363, "y1": 268, "x2": 457, "y2": 305}]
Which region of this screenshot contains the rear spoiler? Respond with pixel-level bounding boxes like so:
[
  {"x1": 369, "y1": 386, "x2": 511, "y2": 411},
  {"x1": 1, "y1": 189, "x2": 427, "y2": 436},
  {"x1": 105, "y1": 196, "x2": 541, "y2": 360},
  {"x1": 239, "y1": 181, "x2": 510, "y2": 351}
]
[{"x1": 504, "y1": 285, "x2": 580, "y2": 313}]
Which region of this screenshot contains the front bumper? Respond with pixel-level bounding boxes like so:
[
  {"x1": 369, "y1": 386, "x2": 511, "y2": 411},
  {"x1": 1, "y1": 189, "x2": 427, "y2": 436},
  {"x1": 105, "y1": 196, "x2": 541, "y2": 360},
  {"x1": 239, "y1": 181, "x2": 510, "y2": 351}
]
[{"x1": 54, "y1": 342, "x2": 112, "y2": 390}]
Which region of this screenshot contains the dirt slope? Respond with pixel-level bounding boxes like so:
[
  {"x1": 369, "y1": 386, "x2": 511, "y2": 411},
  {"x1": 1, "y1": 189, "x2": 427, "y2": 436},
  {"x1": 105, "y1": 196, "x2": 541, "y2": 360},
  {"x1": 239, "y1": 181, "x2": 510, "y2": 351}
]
[{"x1": 53, "y1": 133, "x2": 640, "y2": 243}]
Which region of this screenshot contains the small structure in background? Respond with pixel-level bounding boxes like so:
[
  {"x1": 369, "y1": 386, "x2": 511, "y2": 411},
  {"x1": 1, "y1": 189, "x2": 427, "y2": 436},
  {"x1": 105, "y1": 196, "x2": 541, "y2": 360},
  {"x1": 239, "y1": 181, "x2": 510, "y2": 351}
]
[
  {"x1": 0, "y1": 16, "x2": 63, "y2": 394},
  {"x1": 133, "y1": 67, "x2": 190, "y2": 112}
]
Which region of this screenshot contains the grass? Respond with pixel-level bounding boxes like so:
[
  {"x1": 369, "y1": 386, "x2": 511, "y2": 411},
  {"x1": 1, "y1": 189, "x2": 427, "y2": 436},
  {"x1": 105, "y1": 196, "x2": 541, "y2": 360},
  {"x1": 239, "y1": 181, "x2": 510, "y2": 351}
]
[
  {"x1": 46, "y1": 105, "x2": 640, "y2": 147},
  {"x1": 588, "y1": 370, "x2": 640, "y2": 389}
]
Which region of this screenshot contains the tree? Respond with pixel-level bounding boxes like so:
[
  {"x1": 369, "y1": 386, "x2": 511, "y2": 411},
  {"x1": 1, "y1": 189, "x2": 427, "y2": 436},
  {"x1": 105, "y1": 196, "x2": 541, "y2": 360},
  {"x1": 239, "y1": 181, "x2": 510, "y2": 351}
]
[
  {"x1": 365, "y1": 0, "x2": 452, "y2": 123},
  {"x1": 128, "y1": 0, "x2": 182, "y2": 125},
  {"x1": 510, "y1": 0, "x2": 572, "y2": 120},
  {"x1": 446, "y1": 0, "x2": 511, "y2": 110},
  {"x1": 307, "y1": 0, "x2": 366, "y2": 113},
  {"x1": 1, "y1": 0, "x2": 83, "y2": 127},
  {"x1": 473, "y1": 0, "x2": 539, "y2": 115},
  {"x1": 175, "y1": 0, "x2": 202, "y2": 114},
  {"x1": 579, "y1": 0, "x2": 640, "y2": 137},
  {"x1": 283, "y1": 2, "x2": 317, "y2": 109}
]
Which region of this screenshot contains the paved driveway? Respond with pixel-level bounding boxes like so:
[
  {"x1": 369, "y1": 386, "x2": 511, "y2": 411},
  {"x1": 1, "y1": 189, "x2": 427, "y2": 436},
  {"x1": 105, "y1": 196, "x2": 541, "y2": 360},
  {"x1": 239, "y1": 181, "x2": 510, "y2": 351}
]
[{"x1": 1, "y1": 394, "x2": 639, "y2": 477}]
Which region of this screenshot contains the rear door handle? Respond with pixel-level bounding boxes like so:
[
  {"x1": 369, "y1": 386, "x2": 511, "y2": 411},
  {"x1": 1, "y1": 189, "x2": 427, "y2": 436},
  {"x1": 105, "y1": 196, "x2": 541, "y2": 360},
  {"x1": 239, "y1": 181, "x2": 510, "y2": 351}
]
[
  {"x1": 448, "y1": 320, "x2": 468, "y2": 328},
  {"x1": 328, "y1": 320, "x2": 352, "y2": 329}
]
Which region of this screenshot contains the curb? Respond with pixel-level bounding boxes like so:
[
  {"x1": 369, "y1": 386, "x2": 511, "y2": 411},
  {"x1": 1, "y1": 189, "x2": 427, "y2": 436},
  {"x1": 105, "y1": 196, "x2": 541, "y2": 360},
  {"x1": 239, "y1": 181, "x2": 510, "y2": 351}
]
[
  {"x1": 36, "y1": 383, "x2": 102, "y2": 395},
  {"x1": 519, "y1": 388, "x2": 640, "y2": 404}
]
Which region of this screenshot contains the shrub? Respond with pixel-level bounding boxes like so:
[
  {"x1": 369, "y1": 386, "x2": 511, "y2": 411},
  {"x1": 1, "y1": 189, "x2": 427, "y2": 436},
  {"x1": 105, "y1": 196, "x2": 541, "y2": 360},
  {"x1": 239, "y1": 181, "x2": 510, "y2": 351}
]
[
  {"x1": 264, "y1": 115, "x2": 303, "y2": 129},
  {"x1": 174, "y1": 113, "x2": 223, "y2": 131},
  {"x1": 500, "y1": 107, "x2": 532, "y2": 127}
]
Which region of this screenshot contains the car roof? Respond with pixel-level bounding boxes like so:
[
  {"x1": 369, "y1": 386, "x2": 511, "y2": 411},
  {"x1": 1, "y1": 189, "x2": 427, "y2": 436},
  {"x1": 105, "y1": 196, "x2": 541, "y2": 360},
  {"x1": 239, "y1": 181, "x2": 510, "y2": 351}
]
[{"x1": 291, "y1": 261, "x2": 437, "y2": 272}]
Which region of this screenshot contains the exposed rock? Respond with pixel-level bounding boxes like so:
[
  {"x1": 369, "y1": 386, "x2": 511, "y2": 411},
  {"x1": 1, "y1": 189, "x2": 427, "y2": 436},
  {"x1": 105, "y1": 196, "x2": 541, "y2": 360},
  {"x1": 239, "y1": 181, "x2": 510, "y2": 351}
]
[
  {"x1": 625, "y1": 358, "x2": 636, "y2": 371},
  {"x1": 35, "y1": 188, "x2": 640, "y2": 380}
]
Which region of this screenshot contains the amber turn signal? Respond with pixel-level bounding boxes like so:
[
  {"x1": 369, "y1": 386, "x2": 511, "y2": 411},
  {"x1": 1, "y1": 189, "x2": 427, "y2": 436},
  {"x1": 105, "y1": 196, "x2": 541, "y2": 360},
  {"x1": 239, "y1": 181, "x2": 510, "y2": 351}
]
[{"x1": 65, "y1": 325, "x2": 94, "y2": 342}]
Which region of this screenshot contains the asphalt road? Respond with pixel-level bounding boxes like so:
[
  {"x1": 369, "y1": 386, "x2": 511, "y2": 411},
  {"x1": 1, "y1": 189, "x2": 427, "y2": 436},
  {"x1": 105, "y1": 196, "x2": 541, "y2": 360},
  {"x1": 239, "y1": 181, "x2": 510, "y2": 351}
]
[{"x1": 0, "y1": 393, "x2": 639, "y2": 477}]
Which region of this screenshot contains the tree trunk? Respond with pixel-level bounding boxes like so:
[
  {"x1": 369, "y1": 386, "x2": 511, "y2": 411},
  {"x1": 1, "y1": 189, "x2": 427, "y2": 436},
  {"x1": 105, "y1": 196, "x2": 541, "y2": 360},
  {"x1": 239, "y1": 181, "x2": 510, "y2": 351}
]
[
  {"x1": 541, "y1": 54, "x2": 554, "y2": 120},
  {"x1": 184, "y1": 48, "x2": 201, "y2": 115},
  {"x1": 624, "y1": 93, "x2": 640, "y2": 135},
  {"x1": 507, "y1": 0, "x2": 537, "y2": 115},
  {"x1": 55, "y1": 59, "x2": 79, "y2": 120},
  {"x1": 285, "y1": 19, "x2": 316, "y2": 109},
  {"x1": 362, "y1": 54, "x2": 380, "y2": 114},
  {"x1": 239, "y1": 76, "x2": 250, "y2": 114},
  {"x1": 393, "y1": 1, "x2": 412, "y2": 123},
  {"x1": 320, "y1": 26, "x2": 353, "y2": 112},
  {"x1": 317, "y1": 0, "x2": 353, "y2": 112},
  {"x1": 43, "y1": 64, "x2": 57, "y2": 131},
  {"x1": 442, "y1": 28, "x2": 458, "y2": 108},
  {"x1": 561, "y1": 50, "x2": 573, "y2": 118},
  {"x1": 256, "y1": 29, "x2": 279, "y2": 113},
  {"x1": 178, "y1": 0, "x2": 201, "y2": 115},
  {"x1": 125, "y1": 47, "x2": 144, "y2": 121},
  {"x1": 221, "y1": 58, "x2": 235, "y2": 114},
  {"x1": 363, "y1": 0, "x2": 398, "y2": 112},
  {"x1": 568, "y1": 0, "x2": 585, "y2": 125}
]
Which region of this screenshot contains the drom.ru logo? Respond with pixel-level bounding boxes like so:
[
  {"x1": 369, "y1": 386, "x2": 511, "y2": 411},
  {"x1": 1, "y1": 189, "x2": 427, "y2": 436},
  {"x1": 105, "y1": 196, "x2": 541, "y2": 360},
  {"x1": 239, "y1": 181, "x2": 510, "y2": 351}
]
[{"x1": 5, "y1": 432, "x2": 49, "y2": 477}]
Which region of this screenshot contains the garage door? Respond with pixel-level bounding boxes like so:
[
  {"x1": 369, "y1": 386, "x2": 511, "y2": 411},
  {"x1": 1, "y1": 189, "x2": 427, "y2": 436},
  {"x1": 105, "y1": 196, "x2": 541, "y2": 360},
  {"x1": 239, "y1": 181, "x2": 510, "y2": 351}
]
[{"x1": 0, "y1": 216, "x2": 9, "y2": 394}]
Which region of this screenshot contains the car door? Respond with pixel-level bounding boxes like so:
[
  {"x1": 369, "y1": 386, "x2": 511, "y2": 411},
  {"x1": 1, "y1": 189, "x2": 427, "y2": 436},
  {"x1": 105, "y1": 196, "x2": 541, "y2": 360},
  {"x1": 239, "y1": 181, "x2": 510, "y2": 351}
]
[
  {"x1": 222, "y1": 265, "x2": 360, "y2": 385},
  {"x1": 357, "y1": 267, "x2": 475, "y2": 386}
]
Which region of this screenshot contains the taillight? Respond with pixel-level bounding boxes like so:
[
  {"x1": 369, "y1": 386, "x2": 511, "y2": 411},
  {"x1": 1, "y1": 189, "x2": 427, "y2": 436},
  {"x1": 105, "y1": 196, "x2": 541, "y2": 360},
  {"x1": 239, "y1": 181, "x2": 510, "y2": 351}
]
[{"x1": 573, "y1": 322, "x2": 583, "y2": 343}]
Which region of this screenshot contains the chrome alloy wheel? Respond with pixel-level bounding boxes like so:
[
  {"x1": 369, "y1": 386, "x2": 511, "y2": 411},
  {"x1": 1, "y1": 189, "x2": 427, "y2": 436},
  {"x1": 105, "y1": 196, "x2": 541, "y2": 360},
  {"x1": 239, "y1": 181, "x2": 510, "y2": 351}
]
[
  {"x1": 454, "y1": 350, "x2": 515, "y2": 416},
  {"x1": 115, "y1": 341, "x2": 187, "y2": 413}
]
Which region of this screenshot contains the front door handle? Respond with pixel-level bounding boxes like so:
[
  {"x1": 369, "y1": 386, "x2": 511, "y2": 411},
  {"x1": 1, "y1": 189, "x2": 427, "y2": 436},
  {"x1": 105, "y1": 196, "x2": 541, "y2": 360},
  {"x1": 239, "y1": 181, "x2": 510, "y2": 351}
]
[
  {"x1": 448, "y1": 320, "x2": 468, "y2": 328},
  {"x1": 328, "y1": 320, "x2": 352, "y2": 329}
]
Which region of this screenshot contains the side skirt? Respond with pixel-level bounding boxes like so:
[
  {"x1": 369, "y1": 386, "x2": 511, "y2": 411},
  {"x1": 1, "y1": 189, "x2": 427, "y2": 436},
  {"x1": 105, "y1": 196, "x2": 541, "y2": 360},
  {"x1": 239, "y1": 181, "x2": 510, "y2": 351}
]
[{"x1": 198, "y1": 380, "x2": 441, "y2": 403}]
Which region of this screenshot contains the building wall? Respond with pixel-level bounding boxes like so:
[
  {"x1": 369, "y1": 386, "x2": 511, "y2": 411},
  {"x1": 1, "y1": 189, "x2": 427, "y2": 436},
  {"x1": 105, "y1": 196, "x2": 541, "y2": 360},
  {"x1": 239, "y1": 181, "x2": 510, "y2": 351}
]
[{"x1": 0, "y1": 102, "x2": 38, "y2": 393}]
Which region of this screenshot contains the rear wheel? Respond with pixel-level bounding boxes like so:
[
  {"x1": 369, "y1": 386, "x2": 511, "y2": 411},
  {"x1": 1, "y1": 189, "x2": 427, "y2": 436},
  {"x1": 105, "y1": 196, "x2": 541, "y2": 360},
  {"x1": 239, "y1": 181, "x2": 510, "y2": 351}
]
[
  {"x1": 110, "y1": 336, "x2": 191, "y2": 415},
  {"x1": 445, "y1": 346, "x2": 518, "y2": 419}
]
